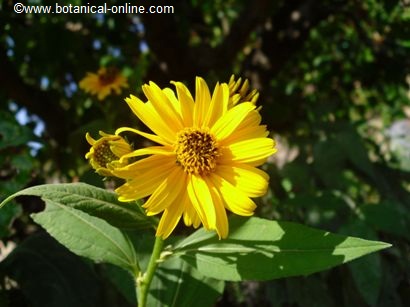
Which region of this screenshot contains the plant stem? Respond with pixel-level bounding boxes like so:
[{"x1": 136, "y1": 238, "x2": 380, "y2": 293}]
[{"x1": 136, "y1": 236, "x2": 164, "y2": 307}]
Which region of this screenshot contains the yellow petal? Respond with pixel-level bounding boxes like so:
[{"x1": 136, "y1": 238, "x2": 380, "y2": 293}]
[
  {"x1": 187, "y1": 174, "x2": 216, "y2": 230},
  {"x1": 203, "y1": 83, "x2": 229, "y2": 128},
  {"x1": 219, "y1": 138, "x2": 276, "y2": 166},
  {"x1": 193, "y1": 77, "x2": 211, "y2": 127},
  {"x1": 209, "y1": 173, "x2": 256, "y2": 216},
  {"x1": 210, "y1": 102, "x2": 256, "y2": 142},
  {"x1": 115, "y1": 127, "x2": 169, "y2": 146},
  {"x1": 143, "y1": 168, "x2": 186, "y2": 215},
  {"x1": 156, "y1": 189, "x2": 187, "y2": 238},
  {"x1": 118, "y1": 146, "x2": 174, "y2": 163},
  {"x1": 142, "y1": 82, "x2": 184, "y2": 132},
  {"x1": 171, "y1": 81, "x2": 194, "y2": 127},
  {"x1": 234, "y1": 107, "x2": 262, "y2": 128},
  {"x1": 221, "y1": 109, "x2": 265, "y2": 144},
  {"x1": 162, "y1": 88, "x2": 182, "y2": 117},
  {"x1": 183, "y1": 195, "x2": 201, "y2": 228},
  {"x1": 125, "y1": 95, "x2": 176, "y2": 144},
  {"x1": 113, "y1": 155, "x2": 174, "y2": 178},
  {"x1": 85, "y1": 132, "x2": 96, "y2": 145},
  {"x1": 204, "y1": 177, "x2": 229, "y2": 239},
  {"x1": 110, "y1": 141, "x2": 132, "y2": 157},
  {"x1": 97, "y1": 88, "x2": 110, "y2": 100},
  {"x1": 215, "y1": 164, "x2": 269, "y2": 197},
  {"x1": 115, "y1": 163, "x2": 175, "y2": 202},
  {"x1": 223, "y1": 125, "x2": 269, "y2": 145},
  {"x1": 156, "y1": 207, "x2": 183, "y2": 239}
]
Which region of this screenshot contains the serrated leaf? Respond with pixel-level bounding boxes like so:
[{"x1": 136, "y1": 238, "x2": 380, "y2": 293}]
[
  {"x1": 172, "y1": 217, "x2": 391, "y2": 281},
  {"x1": 0, "y1": 183, "x2": 156, "y2": 229},
  {"x1": 31, "y1": 200, "x2": 139, "y2": 273}
]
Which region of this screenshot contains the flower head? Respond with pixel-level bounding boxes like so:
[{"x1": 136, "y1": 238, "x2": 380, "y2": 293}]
[
  {"x1": 110, "y1": 77, "x2": 276, "y2": 239},
  {"x1": 79, "y1": 67, "x2": 128, "y2": 100},
  {"x1": 85, "y1": 131, "x2": 133, "y2": 176}
]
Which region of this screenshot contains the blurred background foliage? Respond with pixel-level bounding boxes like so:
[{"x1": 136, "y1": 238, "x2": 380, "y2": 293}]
[{"x1": 0, "y1": 0, "x2": 410, "y2": 306}]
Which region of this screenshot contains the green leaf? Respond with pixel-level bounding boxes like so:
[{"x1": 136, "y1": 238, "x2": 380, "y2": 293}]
[
  {"x1": 0, "y1": 182, "x2": 156, "y2": 229},
  {"x1": 0, "y1": 233, "x2": 100, "y2": 307},
  {"x1": 172, "y1": 217, "x2": 391, "y2": 281},
  {"x1": 147, "y1": 256, "x2": 224, "y2": 307},
  {"x1": 102, "y1": 234, "x2": 225, "y2": 307},
  {"x1": 31, "y1": 200, "x2": 139, "y2": 273}
]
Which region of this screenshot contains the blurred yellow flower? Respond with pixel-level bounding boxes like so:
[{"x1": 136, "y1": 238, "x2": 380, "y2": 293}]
[
  {"x1": 85, "y1": 131, "x2": 132, "y2": 176},
  {"x1": 79, "y1": 67, "x2": 128, "y2": 100},
  {"x1": 112, "y1": 77, "x2": 276, "y2": 239}
]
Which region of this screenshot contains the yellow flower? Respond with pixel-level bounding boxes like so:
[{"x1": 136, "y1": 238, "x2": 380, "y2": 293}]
[
  {"x1": 85, "y1": 131, "x2": 133, "y2": 176},
  {"x1": 79, "y1": 67, "x2": 128, "y2": 100},
  {"x1": 113, "y1": 77, "x2": 276, "y2": 239},
  {"x1": 228, "y1": 75, "x2": 259, "y2": 107}
]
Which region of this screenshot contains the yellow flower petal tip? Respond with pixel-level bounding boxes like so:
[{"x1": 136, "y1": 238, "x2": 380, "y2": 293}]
[
  {"x1": 228, "y1": 75, "x2": 260, "y2": 107},
  {"x1": 79, "y1": 67, "x2": 128, "y2": 100},
  {"x1": 96, "y1": 76, "x2": 276, "y2": 239}
]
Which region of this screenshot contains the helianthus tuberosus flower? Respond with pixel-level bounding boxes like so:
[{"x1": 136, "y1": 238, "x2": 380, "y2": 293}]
[
  {"x1": 85, "y1": 131, "x2": 133, "y2": 176},
  {"x1": 110, "y1": 77, "x2": 276, "y2": 239},
  {"x1": 79, "y1": 67, "x2": 128, "y2": 100}
]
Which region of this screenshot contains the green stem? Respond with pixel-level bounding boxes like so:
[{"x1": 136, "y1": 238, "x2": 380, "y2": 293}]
[{"x1": 136, "y1": 236, "x2": 164, "y2": 307}]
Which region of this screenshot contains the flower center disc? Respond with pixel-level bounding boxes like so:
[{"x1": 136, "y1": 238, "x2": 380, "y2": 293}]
[
  {"x1": 98, "y1": 67, "x2": 118, "y2": 85},
  {"x1": 175, "y1": 128, "x2": 219, "y2": 175},
  {"x1": 94, "y1": 140, "x2": 117, "y2": 168}
]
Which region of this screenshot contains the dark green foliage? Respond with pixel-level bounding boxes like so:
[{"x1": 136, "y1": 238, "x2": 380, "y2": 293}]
[{"x1": 0, "y1": 233, "x2": 101, "y2": 307}]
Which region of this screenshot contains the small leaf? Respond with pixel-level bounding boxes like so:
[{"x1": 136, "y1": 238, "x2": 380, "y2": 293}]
[
  {"x1": 0, "y1": 183, "x2": 156, "y2": 229},
  {"x1": 31, "y1": 200, "x2": 139, "y2": 273},
  {"x1": 172, "y1": 217, "x2": 391, "y2": 281}
]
